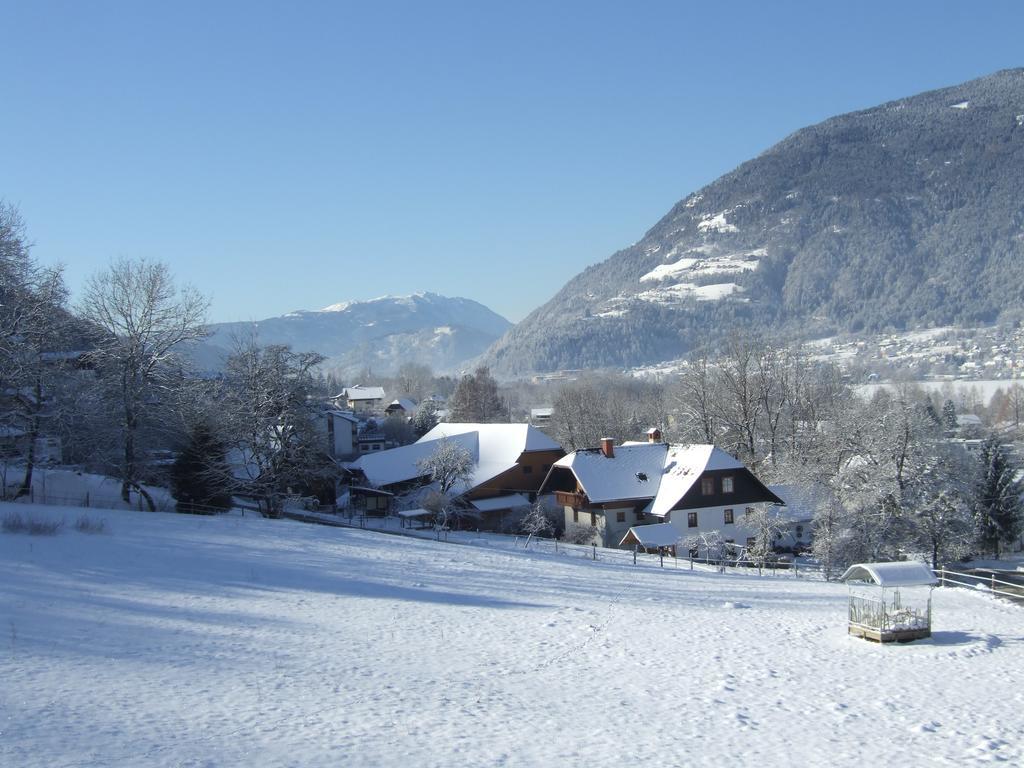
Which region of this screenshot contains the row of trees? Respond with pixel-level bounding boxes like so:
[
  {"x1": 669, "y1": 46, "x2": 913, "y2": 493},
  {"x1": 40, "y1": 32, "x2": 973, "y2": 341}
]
[{"x1": 1, "y1": 203, "x2": 340, "y2": 517}]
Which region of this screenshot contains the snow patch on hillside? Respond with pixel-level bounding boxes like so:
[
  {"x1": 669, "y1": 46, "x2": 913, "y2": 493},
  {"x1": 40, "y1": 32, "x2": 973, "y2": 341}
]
[
  {"x1": 697, "y1": 210, "x2": 739, "y2": 233},
  {"x1": 637, "y1": 282, "x2": 742, "y2": 304},
  {"x1": 950, "y1": 101, "x2": 970, "y2": 110},
  {"x1": 640, "y1": 248, "x2": 764, "y2": 283}
]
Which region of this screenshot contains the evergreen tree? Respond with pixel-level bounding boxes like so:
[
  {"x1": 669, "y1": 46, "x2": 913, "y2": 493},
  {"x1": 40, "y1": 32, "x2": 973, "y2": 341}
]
[
  {"x1": 942, "y1": 400, "x2": 958, "y2": 431},
  {"x1": 170, "y1": 423, "x2": 233, "y2": 514},
  {"x1": 972, "y1": 437, "x2": 1023, "y2": 558}
]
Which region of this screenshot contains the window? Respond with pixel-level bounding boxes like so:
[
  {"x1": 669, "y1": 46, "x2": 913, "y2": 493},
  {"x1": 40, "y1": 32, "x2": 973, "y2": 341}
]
[
  {"x1": 590, "y1": 512, "x2": 597, "y2": 527},
  {"x1": 701, "y1": 477, "x2": 715, "y2": 495},
  {"x1": 687, "y1": 512, "x2": 698, "y2": 528},
  {"x1": 745, "y1": 507, "x2": 755, "y2": 518},
  {"x1": 724, "y1": 509, "x2": 734, "y2": 525},
  {"x1": 573, "y1": 509, "x2": 579, "y2": 523},
  {"x1": 616, "y1": 510, "x2": 626, "y2": 523},
  {"x1": 522, "y1": 465, "x2": 533, "y2": 475},
  {"x1": 722, "y1": 476, "x2": 734, "y2": 494}
]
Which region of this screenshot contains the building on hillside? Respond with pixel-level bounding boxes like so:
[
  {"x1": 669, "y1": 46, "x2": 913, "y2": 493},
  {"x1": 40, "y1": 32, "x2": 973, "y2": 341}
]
[
  {"x1": 539, "y1": 431, "x2": 783, "y2": 552},
  {"x1": 385, "y1": 398, "x2": 418, "y2": 419},
  {"x1": 349, "y1": 423, "x2": 565, "y2": 531},
  {"x1": 336, "y1": 386, "x2": 386, "y2": 415}
]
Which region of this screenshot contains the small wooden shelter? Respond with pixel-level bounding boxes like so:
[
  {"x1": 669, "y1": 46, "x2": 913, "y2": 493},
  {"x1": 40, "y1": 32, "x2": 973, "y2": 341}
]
[
  {"x1": 619, "y1": 523, "x2": 679, "y2": 556},
  {"x1": 841, "y1": 561, "x2": 938, "y2": 643}
]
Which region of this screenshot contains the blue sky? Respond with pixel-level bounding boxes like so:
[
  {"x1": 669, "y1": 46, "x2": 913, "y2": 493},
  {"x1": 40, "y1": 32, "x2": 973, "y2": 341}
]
[{"x1": 3, "y1": 1, "x2": 1023, "y2": 323}]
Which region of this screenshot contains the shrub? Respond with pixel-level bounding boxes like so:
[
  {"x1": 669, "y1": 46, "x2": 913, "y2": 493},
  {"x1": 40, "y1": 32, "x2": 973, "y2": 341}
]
[
  {"x1": 74, "y1": 515, "x2": 107, "y2": 534},
  {"x1": 3, "y1": 512, "x2": 62, "y2": 535}
]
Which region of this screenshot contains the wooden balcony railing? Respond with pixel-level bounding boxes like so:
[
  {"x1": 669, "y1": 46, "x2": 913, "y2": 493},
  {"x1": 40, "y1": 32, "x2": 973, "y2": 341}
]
[{"x1": 555, "y1": 491, "x2": 589, "y2": 508}]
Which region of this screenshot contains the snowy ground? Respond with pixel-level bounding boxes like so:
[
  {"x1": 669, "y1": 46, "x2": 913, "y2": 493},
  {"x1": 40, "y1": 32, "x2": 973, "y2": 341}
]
[{"x1": 1, "y1": 503, "x2": 1022, "y2": 767}]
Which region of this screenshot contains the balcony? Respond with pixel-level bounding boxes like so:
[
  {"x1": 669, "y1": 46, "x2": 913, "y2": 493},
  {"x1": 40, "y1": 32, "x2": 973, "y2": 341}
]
[{"x1": 555, "y1": 491, "x2": 589, "y2": 508}]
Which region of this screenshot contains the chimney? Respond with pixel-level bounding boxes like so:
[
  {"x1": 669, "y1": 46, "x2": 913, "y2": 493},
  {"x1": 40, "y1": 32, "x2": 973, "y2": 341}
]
[
  {"x1": 647, "y1": 427, "x2": 663, "y2": 443},
  {"x1": 600, "y1": 437, "x2": 615, "y2": 458}
]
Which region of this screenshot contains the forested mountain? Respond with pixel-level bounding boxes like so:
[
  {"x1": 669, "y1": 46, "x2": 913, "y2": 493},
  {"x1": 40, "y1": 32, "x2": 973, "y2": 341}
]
[
  {"x1": 193, "y1": 292, "x2": 511, "y2": 376},
  {"x1": 485, "y1": 69, "x2": 1024, "y2": 375}
]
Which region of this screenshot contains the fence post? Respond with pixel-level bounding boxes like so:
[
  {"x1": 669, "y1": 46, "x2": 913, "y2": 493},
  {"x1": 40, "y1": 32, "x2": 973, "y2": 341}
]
[
  {"x1": 555, "y1": 539, "x2": 558, "y2": 554},
  {"x1": 992, "y1": 573, "x2": 996, "y2": 592},
  {"x1": 660, "y1": 551, "x2": 664, "y2": 568},
  {"x1": 592, "y1": 544, "x2": 596, "y2": 561},
  {"x1": 940, "y1": 568, "x2": 946, "y2": 588},
  {"x1": 689, "y1": 554, "x2": 693, "y2": 571},
  {"x1": 633, "y1": 545, "x2": 637, "y2": 566}
]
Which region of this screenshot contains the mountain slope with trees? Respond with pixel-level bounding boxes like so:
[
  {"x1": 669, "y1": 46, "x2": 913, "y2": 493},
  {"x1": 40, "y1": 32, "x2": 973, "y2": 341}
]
[{"x1": 486, "y1": 68, "x2": 1024, "y2": 375}]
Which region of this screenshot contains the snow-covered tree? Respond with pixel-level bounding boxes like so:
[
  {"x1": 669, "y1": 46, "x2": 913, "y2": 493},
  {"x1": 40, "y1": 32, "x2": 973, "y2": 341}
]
[
  {"x1": 913, "y1": 489, "x2": 973, "y2": 569},
  {"x1": 0, "y1": 203, "x2": 70, "y2": 498},
  {"x1": 77, "y1": 258, "x2": 209, "y2": 510},
  {"x1": 942, "y1": 399, "x2": 958, "y2": 431},
  {"x1": 520, "y1": 500, "x2": 554, "y2": 546},
  {"x1": 218, "y1": 339, "x2": 332, "y2": 518},
  {"x1": 416, "y1": 438, "x2": 474, "y2": 529},
  {"x1": 971, "y1": 437, "x2": 1023, "y2": 558},
  {"x1": 742, "y1": 506, "x2": 786, "y2": 572}
]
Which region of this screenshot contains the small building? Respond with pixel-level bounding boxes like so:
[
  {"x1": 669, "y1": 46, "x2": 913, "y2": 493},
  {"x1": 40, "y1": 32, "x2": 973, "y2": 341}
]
[
  {"x1": 530, "y1": 407, "x2": 553, "y2": 427},
  {"x1": 619, "y1": 523, "x2": 680, "y2": 556},
  {"x1": 385, "y1": 398, "x2": 418, "y2": 418},
  {"x1": 337, "y1": 386, "x2": 387, "y2": 415},
  {"x1": 841, "y1": 561, "x2": 938, "y2": 643}
]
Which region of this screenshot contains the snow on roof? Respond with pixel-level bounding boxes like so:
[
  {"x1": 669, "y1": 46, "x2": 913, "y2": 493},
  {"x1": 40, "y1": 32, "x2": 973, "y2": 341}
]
[
  {"x1": 353, "y1": 423, "x2": 561, "y2": 491},
  {"x1": 619, "y1": 523, "x2": 680, "y2": 548},
  {"x1": 648, "y1": 445, "x2": 744, "y2": 517},
  {"x1": 841, "y1": 561, "x2": 938, "y2": 587},
  {"x1": 553, "y1": 443, "x2": 667, "y2": 503},
  {"x1": 344, "y1": 386, "x2": 386, "y2": 401},
  {"x1": 386, "y1": 398, "x2": 417, "y2": 412},
  {"x1": 471, "y1": 494, "x2": 531, "y2": 512},
  {"x1": 397, "y1": 508, "x2": 433, "y2": 518},
  {"x1": 554, "y1": 442, "x2": 747, "y2": 515},
  {"x1": 767, "y1": 484, "x2": 822, "y2": 522},
  {"x1": 530, "y1": 407, "x2": 553, "y2": 418}
]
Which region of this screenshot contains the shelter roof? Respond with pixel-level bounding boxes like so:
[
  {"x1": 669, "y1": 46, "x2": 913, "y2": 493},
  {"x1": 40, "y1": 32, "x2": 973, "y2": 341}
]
[{"x1": 841, "y1": 561, "x2": 938, "y2": 587}]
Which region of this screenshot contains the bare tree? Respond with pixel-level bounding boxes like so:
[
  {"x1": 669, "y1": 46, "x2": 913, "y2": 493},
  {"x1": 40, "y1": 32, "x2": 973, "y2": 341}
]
[
  {"x1": 78, "y1": 259, "x2": 209, "y2": 509},
  {"x1": 0, "y1": 203, "x2": 70, "y2": 498},
  {"x1": 217, "y1": 338, "x2": 330, "y2": 518},
  {"x1": 520, "y1": 500, "x2": 554, "y2": 547},
  {"x1": 416, "y1": 438, "x2": 474, "y2": 529}
]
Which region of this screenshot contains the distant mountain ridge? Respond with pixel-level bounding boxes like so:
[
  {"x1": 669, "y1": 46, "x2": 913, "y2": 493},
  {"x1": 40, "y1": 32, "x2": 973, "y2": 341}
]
[
  {"x1": 194, "y1": 292, "x2": 511, "y2": 376},
  {"x1": 484, "y1": 68, "x2": 1024, "y2": 375}
]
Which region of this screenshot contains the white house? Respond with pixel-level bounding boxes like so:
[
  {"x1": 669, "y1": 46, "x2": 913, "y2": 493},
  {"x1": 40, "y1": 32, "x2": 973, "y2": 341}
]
[
  {"x1": 539, "y1": 434, "x2": 783, "y2": 552},
  {"x1": 337, "y1": 386, "x2": 386, "y2": 415}
]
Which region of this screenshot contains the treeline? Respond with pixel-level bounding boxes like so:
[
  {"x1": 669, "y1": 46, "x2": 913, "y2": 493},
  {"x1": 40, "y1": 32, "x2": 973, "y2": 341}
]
[{"x1": 545, "y1": 337, "x2": 1023, "y2": 575}]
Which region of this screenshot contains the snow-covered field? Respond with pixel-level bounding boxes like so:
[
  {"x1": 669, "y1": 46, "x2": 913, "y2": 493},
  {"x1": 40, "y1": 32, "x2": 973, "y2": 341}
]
[{"x1": 2, "y1": 503, "x2": 1022, "y2": 767}]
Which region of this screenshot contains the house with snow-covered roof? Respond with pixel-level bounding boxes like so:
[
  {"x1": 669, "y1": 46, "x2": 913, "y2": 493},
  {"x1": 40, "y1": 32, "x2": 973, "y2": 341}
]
[
  {"x1": 349, "y1": 423, "x2": 565, "y2": 529},
  {"x1": 385, "y1": 398, "x2": 418, "y2": 418},
  {"x1": 336, "y1": 386, "x2": 386, "y2": 414},
  {"x1": 539, "y1": 432, "x2": 783, "y2": 552}
]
